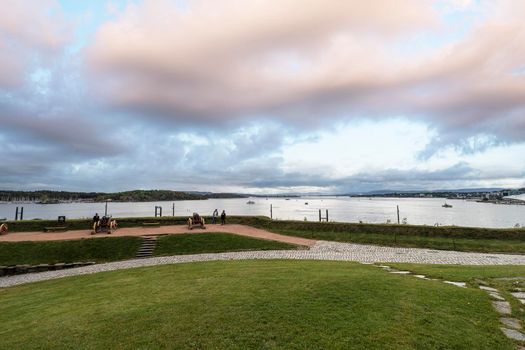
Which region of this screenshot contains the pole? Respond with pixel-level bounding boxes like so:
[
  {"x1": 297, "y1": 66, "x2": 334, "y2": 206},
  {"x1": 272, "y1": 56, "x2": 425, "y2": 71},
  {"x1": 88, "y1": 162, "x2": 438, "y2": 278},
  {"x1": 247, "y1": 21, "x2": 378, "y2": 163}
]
[
  {"x1": 105, "y1": 201, "x2": 108, "y2": 217},
  {"x1": 319, "y1": 209, "x2": 321, "y2": 222},
  {"x1": 20, "y1": 207, "x2": 24, "y2": 220},
  {"x1": 15, "y1": 206, "x2": 19, "y2": 221},
  {"x1": 326, "y1": 209, "x2": 328, "y2": 222},
  {"x1": 270, "y1": 204, "x2": 273, "y2": 219},
  {"x1": 397, "y1": 205, "x2": 400, "y2": 224},
  {"x1": 172, "y1": 203, "x2": 175, "y2": 216}
]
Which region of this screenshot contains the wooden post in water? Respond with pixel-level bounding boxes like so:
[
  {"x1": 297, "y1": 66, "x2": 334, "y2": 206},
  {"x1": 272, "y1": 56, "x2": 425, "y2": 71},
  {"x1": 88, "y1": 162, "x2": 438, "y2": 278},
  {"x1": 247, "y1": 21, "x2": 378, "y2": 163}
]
[
  {"x1": 15, "y1": 206, "x2": 19, "y2": 221},
  {"x1": 319, "y1": 209, "x2": 321, "y2": 222},
  {"x1": 397, "y1": 205, "x2": 400, "y2": 224},
  {"x1": 326, "y1": 209, "x2": 328, "y2": 222},
  {"x1": 270, "y1": 204, "x2": 273, "y2": 219},
  {"x1": 172, "y1": 203, "x2": 175, "y2": 216},
  {"x1": 20, "y1": 207, "x2": 24, "y2": 220}
]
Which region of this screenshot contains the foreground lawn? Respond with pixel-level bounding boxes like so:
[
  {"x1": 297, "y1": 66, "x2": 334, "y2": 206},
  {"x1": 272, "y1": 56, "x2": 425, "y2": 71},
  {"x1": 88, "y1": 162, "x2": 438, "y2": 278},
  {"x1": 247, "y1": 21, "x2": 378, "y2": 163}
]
[
  {"x1": 0, "y1": 260, "x2": 513, "y2": 349},
  {"x1": 155, "y1": 232, "x2": 299, "y2": 256},
  {"x1": 0, "y1": 237, "x2": 141, "y2": 265},
  {"x1": 271, "y1": 228, "x2": 525, "y2": 253},
  {"x1": 389, "y1": 263, "x2": 525, "y2": 342},
  {"x1": 388, "y1": 264, "x2": 525, "y2": 282}
]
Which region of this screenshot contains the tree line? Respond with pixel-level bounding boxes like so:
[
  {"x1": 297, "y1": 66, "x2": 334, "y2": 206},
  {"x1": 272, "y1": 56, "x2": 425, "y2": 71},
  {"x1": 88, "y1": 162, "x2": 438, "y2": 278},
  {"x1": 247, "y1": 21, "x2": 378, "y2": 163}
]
[{"x1": 0, "y1": 190, "x2": 247, "y2": 203}]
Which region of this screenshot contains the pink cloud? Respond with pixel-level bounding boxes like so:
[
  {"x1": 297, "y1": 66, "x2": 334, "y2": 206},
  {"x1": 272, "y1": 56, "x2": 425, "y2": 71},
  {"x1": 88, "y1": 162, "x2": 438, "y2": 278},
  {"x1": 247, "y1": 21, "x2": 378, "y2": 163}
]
[
  {"x1": 85, "y1": 0, "x2": 525, "y2": 143},
  {"x1": 0, "y1": 0, "x2": 71, "y2": 88}
]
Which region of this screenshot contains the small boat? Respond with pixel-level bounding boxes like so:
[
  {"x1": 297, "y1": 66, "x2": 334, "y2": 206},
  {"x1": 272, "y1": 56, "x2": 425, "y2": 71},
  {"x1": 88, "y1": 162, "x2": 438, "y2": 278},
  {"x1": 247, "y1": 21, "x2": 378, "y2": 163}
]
[
  {"x1": 442, "y1": 203, "x2": 453, "y2": 208},
  {"x1": 246, "y1": 201, "x2": 255, "y2": 205},
  {"x1": 304, "y1": 202, "x2": 309, "y2": 205}
]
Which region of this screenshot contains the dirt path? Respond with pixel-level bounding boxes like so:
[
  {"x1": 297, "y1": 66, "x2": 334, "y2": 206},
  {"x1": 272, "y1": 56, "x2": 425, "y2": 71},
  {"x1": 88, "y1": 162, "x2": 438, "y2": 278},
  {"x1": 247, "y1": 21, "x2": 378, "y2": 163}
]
[{"x1": 0, "y1": 224, "x2": 315, "y2": 247}]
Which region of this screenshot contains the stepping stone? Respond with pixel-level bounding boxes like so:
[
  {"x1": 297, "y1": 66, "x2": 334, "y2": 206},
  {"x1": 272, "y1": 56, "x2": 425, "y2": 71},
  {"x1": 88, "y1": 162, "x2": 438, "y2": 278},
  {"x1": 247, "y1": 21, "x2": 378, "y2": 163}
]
[
  {"x1": 492, "y1": 301, "x2": 512, "y2": 315},
  {"x1": 500, "y1": 328, "x2": 525, "y2": 341},
  {"x1": 511, "y1": 292, "x2": 525, "y2": 299},
  {"x1": 413, "y1": 275, "x2": 427, "y2": 279},
  {"x1": 390, "y1": 271, "x2": 410, "y2": 274},
  {"x1": 479, "y1": 286, "x2": 498, "y2": 292},
  {"x1": 500, "y1": 318, "x2": 522, "y2": 330},
  {"x1": 489, "y1": 292, "x2": 505, "y2": 301},
  {"x1": 444, "y1": 281, "x2": 466, "y2": 288}
]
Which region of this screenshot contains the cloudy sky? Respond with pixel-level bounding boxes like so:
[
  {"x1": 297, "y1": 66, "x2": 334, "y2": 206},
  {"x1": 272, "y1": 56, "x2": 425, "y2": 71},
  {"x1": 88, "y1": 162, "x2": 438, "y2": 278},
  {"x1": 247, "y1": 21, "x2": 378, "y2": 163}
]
[{"x1": 1, "y1": 0, "x2": 524, "y2": 193}]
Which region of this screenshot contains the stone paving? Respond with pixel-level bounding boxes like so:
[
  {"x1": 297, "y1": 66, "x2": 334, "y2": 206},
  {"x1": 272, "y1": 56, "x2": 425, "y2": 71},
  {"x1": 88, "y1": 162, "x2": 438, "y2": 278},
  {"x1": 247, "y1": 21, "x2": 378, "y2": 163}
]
[{"x1": 3, "y1": 240, "x2": 525, "y2": 288}]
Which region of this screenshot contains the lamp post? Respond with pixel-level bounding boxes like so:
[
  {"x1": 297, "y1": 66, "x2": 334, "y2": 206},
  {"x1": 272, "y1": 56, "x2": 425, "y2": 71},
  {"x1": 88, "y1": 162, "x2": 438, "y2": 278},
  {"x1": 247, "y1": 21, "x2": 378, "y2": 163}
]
[{"x1": 105, "y1": 199, "x2": 112, "y2": 217}]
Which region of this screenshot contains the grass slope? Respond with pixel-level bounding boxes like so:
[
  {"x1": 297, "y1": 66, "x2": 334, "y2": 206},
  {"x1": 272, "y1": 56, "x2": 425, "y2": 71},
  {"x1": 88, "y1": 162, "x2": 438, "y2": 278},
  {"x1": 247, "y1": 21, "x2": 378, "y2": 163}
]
[
  {"x1": 155, "y1": 232, "x2": 299, "y2": 256},
  {"x1": 0, "y1": 237, "x2": 141, "y2": 266},
  {"x1": 272, "y1": 228, "x2": 525, "y2": 253},
  {"x1": 0, "y1": 261, "x2": 513, "y2": 349},
  {"x1": 0, "y1": 233, "x2": 298, "y2": 266},
  {"x1": 231, "y1": 217, "x2": 525, "y2": 253}
]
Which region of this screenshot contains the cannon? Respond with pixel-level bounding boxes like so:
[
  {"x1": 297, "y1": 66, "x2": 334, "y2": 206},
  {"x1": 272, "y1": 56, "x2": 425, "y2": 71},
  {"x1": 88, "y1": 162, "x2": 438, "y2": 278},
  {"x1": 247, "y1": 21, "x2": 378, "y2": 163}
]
[
  {"x1": 91, "y1": 216, "x2": 117, "y2": 235},
  {"x1": 187, "y1": 213, "x2": 206, "y2": 230}
]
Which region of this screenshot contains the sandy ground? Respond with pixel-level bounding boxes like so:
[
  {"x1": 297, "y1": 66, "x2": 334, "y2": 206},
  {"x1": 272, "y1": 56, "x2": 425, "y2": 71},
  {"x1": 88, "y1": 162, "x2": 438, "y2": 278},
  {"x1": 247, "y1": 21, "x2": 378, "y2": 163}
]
[{"x1": 0, "y1": 224, "x2": 315, "y2": 247}]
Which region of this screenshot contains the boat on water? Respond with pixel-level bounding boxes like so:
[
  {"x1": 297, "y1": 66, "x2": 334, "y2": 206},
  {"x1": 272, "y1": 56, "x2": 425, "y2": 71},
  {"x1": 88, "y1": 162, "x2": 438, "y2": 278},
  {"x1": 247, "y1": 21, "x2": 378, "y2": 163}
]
[
  {"x1": 442, "y1": 203, "x2": 453, "y2": 208},
  {"x1": 246, "y1": 201, "x2": 255, "y2": 205},
  {"x1": 304, "y1": 202, "x2": 309, "y2": 205}
]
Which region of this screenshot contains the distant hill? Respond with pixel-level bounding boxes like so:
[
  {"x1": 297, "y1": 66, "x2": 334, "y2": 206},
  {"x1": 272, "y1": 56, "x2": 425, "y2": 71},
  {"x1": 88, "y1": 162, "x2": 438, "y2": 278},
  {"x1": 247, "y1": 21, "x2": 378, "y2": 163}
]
[
  {"x1": 0, "y1": 190, "x2": 247, "y2": 203},
  {"x1": 349, "y1": 188, "x2": 506, "y2": 196}
]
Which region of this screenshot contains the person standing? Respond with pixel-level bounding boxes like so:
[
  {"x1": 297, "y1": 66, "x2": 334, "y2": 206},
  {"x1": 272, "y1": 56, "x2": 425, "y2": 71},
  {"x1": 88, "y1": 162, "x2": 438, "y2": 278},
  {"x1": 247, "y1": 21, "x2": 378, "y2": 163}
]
[
  {"x1": 220, "y1": 210, "x2": 226, "y2": 225},
  {"x1": 93, "y1": 213, "x2": 100, "y2": 225},
  {"x1": 92, "y1": 213, "x2": 100, "y2": 232},
  {"x1": 212, "y1": 209, "x2": 218, "y2": 224}
]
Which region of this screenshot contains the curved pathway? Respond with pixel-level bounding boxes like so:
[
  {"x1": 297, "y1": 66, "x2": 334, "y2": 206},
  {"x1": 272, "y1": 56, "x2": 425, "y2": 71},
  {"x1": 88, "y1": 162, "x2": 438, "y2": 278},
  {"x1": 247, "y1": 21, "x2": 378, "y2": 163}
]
[{"x1": 2, "y1": 240, "x2": 525, "y2": 288}]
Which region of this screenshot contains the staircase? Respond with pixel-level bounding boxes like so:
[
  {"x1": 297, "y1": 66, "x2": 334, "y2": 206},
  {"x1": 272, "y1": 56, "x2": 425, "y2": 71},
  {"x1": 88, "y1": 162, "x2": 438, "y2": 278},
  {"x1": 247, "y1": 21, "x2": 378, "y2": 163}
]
[{"x1": 136, "y1": 236, "x2": 157, "y2": 259}]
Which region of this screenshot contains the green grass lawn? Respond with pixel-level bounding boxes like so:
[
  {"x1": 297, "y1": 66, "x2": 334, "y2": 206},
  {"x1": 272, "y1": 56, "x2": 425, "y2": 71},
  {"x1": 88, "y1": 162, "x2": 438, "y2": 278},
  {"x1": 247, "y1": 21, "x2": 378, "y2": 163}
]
[
  {"x1": 389, "y1": 262, "x2": 525, "y2": 345},
  {"x1": 271, "y1": 228, "x2": 525, "y2": 253},
  {"x1": 0, "y1": 260, "x2": 514, "y2": 349},
  {"x1": 155, "y1": 232, "x2": 299, "y2": 256},
  {"x1": 387, "y1": 264, "x2": 525, "y2": 282},
  {"x1": 0, "y1": 237, "x2": 142, "y2": 266}
]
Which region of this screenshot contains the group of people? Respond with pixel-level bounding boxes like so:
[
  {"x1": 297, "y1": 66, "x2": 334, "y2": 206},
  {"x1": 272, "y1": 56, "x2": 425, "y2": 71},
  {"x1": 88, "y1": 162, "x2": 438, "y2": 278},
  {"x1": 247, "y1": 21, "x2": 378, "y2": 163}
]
[{"x1": 211, "y1": 209, "x2": 227, "y2": 225}]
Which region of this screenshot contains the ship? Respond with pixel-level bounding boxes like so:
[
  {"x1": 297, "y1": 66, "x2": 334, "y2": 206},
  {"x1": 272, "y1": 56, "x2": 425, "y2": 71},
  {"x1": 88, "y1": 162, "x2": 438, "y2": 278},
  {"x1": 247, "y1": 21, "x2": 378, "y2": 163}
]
[{"x1": 442, "y1": 203, "x2": 453, "y2": 208}]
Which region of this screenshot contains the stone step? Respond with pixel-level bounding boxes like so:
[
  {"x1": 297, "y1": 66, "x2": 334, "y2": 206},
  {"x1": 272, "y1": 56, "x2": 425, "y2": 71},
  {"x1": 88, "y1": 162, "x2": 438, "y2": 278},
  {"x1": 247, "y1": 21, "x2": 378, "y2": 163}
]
[{"x1": 135, "y1": 236, "x2": 158, "y2": 258}]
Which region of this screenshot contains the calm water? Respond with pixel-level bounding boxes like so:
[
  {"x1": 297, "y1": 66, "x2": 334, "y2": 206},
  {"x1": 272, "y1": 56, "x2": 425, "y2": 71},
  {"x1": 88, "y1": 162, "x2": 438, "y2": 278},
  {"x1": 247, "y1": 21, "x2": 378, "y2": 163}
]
[{"x1": 1, "y1": 197, "x2": 525, "y2": 228}]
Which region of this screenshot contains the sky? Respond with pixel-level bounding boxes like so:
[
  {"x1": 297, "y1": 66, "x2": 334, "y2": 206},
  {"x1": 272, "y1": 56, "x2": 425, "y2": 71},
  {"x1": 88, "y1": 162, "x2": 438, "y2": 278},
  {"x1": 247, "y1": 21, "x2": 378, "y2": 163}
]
[{"x1": 0, "y1": 0, "x2": 524, "y2": 194}]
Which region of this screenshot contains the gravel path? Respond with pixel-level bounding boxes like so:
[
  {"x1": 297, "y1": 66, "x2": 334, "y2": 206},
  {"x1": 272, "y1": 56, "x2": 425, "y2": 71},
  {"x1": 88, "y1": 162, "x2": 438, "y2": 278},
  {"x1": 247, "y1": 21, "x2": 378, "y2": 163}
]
[{"x1": 2, "y1": 240, "x2": 525, "y2": 288}]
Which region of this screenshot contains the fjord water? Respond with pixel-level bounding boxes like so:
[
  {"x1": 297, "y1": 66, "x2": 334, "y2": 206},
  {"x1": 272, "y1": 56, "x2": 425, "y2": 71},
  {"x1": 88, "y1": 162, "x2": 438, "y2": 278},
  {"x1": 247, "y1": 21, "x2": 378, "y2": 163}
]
[{"x1": 1, "y1": 197, "x2": 524, "y2": 229}]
